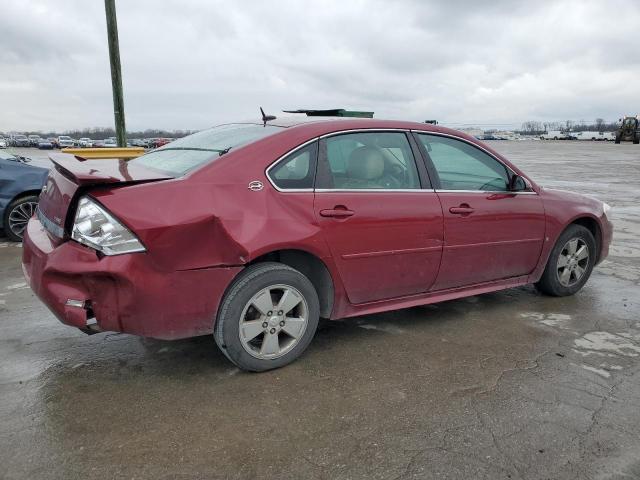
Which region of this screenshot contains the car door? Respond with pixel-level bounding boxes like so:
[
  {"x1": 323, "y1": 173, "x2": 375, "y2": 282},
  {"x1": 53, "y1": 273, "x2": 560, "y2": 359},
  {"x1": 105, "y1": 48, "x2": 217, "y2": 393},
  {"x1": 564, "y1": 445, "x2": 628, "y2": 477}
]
[
  {"x1": 413, "y1": 132, "x2": 545, "y2": 291},
  {"x1": 314, "y1": 130, "x2": 443, "y2": 304}
]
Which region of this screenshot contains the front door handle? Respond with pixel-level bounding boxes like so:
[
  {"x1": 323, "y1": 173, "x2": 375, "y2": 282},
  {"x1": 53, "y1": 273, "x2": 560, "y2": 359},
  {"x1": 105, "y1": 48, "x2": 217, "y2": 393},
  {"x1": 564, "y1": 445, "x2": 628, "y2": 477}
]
[
  {"x1": 320, "y1": 207, "x2": 355, "y2": 218},
  {"x1": 449, "y1": 204, "x2": 474, "y2": 215}
]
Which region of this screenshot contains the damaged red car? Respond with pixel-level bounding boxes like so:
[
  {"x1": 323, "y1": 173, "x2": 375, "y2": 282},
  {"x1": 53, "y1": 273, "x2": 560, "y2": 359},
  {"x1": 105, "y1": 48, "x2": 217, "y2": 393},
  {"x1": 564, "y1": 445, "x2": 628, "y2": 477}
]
[{"x1": 22, "y1": 117, "x2": 613, "y2": 371}]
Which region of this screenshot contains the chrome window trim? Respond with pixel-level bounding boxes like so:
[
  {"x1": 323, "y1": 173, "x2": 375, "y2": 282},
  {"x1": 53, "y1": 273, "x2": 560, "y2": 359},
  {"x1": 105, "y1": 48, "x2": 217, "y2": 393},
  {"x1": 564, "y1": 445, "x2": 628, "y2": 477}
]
[
  {"x1": 435, "y1": 189, "x2": 538, "y2": 195},
  {"x1": 265, "y1": 137, "x2": 319, "y2": 193},
  {"x1": 265, "y1": 128, "x2": 538, "y2": 195},
  {"x1": 317, "y1": 128, "x2": 426, "y2": 192},
  {"x1": 319, "y1": 128, "x2": 410, "y2": 139},
  {"x1": 410, "y1": 130, "x2": 538, "y2": 195},
  {"x1": 315, "y1": 188, "x2": 435, "y2": 193}
]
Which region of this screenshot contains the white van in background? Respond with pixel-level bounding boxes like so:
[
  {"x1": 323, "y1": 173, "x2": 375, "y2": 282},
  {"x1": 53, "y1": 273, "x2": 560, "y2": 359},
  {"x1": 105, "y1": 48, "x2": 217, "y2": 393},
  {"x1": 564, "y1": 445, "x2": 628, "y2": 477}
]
[
  {"x1": 574, "y1": 131, "x2": 615, "y2": 141},
  {"x1": 540, "y1": 130, "x2": 571, "y2": 140}
]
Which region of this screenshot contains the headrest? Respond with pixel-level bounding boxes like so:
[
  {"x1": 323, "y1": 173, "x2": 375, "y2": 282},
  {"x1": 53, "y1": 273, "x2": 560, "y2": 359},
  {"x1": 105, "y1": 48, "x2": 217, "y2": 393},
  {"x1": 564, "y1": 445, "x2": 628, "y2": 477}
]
[{"x1": 347, "y1": 146, "x2": 384, "y2": 180}]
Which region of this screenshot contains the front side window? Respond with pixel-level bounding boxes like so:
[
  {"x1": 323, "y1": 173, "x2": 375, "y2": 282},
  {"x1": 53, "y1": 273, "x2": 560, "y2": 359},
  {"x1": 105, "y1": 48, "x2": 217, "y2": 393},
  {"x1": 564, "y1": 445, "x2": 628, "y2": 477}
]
[
  {"x1": 417, "y1": 134, "x2": 510, "y2": 191},
  {"x1": 317, "y1": 131, "x2": 421, "y2": 190},
  {"x1": 130, "y1": 124, "x2": 283, "y2": 177},
  {"x1": 269, "y1": 141, "x2": 317, "y2": 190}
]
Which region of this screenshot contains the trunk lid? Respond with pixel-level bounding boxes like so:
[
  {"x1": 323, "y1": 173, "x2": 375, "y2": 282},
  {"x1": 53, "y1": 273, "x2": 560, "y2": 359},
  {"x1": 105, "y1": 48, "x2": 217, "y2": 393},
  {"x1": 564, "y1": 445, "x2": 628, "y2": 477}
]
[{"x1": 37, "y1": 153, "x2": 170, "y2": 241}]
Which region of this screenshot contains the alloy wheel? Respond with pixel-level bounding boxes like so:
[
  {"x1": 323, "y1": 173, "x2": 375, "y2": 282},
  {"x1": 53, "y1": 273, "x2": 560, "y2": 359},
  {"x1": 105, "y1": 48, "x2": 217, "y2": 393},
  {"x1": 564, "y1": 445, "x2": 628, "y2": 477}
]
[
  {"x1": 8, "y1": 201, "x2": 38, "y2": 239},
  {"x1": 238, "y1": 284, "x2": 309, "y2": 360},
  {"x1": 557, "y1": 238, "x2": 589, "y2": 287}
]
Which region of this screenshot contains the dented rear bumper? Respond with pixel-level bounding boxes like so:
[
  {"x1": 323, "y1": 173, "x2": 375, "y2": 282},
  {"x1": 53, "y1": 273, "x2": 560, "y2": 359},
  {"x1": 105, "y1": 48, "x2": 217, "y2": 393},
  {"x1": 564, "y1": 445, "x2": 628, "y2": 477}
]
[{"x1": 22, "y1": 217, "x2": 242, "y2": 340}]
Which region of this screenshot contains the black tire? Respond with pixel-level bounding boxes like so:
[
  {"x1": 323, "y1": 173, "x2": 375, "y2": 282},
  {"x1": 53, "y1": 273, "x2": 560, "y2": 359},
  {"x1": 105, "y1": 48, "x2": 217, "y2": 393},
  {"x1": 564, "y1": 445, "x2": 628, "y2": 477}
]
[
  {"x1": 633, "y1": 135, "x2": 639, "y2": 145},
  {"x1": 535, "y1": 224, "x2": 596, "y2": 297},
  {"x1": 3, "y1": 194, "x2": 39, "y2": 242},
  {"x1": 615, "y1": 134, "x2": 621, "y2": 144},
  {"x1": 214, "y1": 262, "x2": 320, "y2": 372}
]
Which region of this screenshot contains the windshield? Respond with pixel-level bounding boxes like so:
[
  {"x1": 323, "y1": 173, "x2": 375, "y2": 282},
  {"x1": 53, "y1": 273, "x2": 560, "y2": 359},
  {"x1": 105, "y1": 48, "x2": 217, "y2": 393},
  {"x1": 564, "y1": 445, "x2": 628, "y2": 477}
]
[{"x1": 130, "y1": 123, "x2": 283, "y2": 176}]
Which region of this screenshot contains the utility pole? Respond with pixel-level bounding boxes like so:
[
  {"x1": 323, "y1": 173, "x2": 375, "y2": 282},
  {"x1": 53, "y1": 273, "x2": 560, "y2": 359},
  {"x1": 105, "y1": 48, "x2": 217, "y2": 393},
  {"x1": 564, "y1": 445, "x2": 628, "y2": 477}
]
[{"x1": 104, "y1": 0, "x2": 126, "y2": 147}]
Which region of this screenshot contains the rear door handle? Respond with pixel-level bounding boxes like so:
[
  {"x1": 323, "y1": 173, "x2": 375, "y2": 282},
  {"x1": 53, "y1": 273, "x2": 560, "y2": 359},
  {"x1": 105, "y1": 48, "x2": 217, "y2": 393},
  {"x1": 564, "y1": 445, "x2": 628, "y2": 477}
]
[
  {"x1": 320, "y1": 208, "x2": 355, "y2": 218},
  {"x1": 449, "y1": 204, "x2": 474, "y2": 215}
]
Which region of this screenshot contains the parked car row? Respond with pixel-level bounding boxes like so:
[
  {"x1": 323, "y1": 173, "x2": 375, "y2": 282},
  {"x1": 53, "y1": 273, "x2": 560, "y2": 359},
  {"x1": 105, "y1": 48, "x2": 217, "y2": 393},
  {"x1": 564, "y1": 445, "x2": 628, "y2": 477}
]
[
  {"x1": 1, "y1": 134, "x2": 178, "y2": 150},
  {"x1": 130, "y1": 137, "x2": 175, "y2": 148}
]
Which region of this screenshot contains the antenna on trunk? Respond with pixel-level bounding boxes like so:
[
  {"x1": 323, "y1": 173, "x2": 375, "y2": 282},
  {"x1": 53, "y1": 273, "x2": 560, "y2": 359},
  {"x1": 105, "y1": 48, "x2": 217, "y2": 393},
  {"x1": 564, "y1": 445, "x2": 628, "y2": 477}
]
[{"x1": 260, "y1": 107, "x2": 276, "y2": 127}]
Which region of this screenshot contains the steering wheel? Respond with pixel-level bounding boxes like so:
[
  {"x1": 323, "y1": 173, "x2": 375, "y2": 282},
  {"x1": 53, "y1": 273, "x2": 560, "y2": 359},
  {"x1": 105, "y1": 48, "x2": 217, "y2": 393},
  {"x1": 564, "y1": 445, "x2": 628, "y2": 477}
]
[
  {"x1": 388, "y1": 164, "x2": 406, "y2": 183},
  {"x1": 479, "y1": 178, "x2": 504, "y2": 191}
]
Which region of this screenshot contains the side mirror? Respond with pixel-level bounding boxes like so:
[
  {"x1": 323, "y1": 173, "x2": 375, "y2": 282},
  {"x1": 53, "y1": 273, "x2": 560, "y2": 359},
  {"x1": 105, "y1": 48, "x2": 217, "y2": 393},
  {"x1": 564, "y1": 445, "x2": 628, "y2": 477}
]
[{"x1": 509, "y1": 174, "x2": 527, "y2": 192}]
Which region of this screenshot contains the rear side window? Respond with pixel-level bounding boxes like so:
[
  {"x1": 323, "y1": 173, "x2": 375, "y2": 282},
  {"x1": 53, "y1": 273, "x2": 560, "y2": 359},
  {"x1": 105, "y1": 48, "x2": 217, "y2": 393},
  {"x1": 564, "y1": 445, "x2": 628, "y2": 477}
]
[
  {"x1": 269, "y1": 141, "x2": 318, "y2": 190},
  {"x1": 317, "y1": 132, "x2": 421, "y2": 190},
  {"x1": 130, "y1": 124, "x2": 283, "y2": 176}
]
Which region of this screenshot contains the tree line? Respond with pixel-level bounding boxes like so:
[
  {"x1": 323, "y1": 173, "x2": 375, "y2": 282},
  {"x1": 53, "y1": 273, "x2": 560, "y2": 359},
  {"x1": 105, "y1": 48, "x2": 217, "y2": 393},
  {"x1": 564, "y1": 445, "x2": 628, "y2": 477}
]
[{"x1": 518, "y1": 119, "x2": 619, "y2": 135}]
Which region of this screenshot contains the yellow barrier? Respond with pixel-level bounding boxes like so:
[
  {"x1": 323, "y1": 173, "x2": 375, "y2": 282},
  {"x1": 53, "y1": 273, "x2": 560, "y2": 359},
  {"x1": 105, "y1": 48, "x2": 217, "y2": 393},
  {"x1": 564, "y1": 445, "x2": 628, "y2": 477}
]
[{"x1": 61, "y1": 147, "x2": 145, "y2": 159}]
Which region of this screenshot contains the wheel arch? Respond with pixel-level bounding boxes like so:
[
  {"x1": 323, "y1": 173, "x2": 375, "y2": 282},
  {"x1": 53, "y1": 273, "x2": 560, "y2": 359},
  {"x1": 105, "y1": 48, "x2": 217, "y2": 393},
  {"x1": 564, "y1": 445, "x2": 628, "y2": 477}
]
[
  {"x1": 568, "y1": 215, "x2": 602, "y2": 262},
  {"x1": 9, "y1": 189, "x2": 42, "y2": 204},
  {"x1": 247, "y1": 249, "x2": 335, "y2": 319},
  {"x1": 2, "y1": 189, "x2": 41, "y2": 222}
]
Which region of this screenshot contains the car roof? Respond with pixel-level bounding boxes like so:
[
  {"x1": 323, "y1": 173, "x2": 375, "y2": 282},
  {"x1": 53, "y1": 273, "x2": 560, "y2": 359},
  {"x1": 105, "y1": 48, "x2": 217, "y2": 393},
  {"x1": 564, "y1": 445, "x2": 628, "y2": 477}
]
[{"x1": 219, "y1": 116, "x2": 464, "y2": 138}]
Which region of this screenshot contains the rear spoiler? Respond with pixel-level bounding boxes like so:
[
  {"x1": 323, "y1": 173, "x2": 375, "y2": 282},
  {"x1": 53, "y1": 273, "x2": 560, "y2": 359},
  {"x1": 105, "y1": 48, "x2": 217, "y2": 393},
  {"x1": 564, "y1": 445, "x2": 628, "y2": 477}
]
[
  {"x1": 49, "y1": 153, "x2": 171, "y2": 186},
  {"x1": 61, "y1": 147, "x2": 145, "y2": 159}
]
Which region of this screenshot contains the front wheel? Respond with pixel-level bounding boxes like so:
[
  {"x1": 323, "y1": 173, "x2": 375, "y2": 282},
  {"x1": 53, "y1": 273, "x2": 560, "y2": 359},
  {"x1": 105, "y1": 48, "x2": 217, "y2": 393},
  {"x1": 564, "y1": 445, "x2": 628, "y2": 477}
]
[
  {"x1": 535, "y1": 224, "x2": 596, "y2": 296},
  {"x1": 214, "y1": 262, "x2": 320, "y2": 372}
]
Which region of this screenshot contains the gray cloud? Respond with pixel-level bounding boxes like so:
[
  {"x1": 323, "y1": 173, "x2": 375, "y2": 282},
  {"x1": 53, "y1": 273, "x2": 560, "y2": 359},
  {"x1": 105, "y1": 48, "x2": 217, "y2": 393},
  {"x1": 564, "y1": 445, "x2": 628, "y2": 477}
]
[{"x1": 0, "y1": 0, "x2": 638, "y2": 132}]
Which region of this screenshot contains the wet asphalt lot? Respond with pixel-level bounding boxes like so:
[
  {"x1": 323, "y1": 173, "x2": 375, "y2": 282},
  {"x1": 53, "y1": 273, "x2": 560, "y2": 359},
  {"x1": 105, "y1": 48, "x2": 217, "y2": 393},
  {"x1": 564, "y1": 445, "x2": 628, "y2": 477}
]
[{"x1": 1, "y1": 141, "x2": 639, "y2": 479}]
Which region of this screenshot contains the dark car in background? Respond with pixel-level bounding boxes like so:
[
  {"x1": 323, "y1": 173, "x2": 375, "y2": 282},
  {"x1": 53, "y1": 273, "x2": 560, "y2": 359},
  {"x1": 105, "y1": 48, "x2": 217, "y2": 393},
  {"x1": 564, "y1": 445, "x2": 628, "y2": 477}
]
[
  {"x1": 130, "y1": 138, "x2": 149, "y2": 148},
  {"x1": 38, "y1": 139, "x2": 54, "y2": 150},
  {"x1": 28, "y1": 135, "x2": 43, "y2": 147},
  {"x1": 12, "y1": 135, "x2": 30, "y2": 147},
  {"x1": 0, "y1": 153, "x2": 48, "y2": 241}
]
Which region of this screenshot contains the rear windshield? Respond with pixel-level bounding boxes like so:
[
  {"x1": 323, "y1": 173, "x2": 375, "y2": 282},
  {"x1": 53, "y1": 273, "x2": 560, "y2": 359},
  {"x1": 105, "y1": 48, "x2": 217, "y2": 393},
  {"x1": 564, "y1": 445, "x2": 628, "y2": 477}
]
[{"x1": 130, "y1": 123, "x2": 283, "y2": 176}]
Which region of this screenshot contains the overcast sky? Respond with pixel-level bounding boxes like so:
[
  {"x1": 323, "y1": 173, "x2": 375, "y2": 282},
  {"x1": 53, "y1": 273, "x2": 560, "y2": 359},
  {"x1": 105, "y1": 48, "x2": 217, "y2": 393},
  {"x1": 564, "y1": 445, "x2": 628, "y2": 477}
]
[{"x1": 1, "y1": 0, "x2": 638, "y2": 132}]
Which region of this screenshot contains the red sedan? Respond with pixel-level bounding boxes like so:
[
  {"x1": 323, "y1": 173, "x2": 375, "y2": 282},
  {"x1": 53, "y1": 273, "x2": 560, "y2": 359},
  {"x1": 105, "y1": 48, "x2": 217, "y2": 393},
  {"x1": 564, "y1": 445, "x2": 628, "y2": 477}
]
[{"x1": 22, "y1": 118, "x2": 613, "y2": 371}]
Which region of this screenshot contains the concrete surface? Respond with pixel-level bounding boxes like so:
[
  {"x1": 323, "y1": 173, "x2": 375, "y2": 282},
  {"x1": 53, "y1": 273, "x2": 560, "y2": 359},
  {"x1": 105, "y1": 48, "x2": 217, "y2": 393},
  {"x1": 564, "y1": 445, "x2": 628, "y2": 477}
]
[{"x1": 1, "y1": 141, "x2": 639, "y2": 479}]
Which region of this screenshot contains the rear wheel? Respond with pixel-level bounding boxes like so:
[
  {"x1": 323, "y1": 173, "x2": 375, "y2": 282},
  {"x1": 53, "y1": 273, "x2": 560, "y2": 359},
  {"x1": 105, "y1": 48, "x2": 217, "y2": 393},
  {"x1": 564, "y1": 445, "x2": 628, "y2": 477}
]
[
  {"x1": 214, "y1": 262, "x2": 320, "y2": 371},
  {"x1": 535, "y1": 224, "x2": 596, "y2": 296},
  {"x1": 3, "y1": 194, "x2": 39, "y2": 242}
]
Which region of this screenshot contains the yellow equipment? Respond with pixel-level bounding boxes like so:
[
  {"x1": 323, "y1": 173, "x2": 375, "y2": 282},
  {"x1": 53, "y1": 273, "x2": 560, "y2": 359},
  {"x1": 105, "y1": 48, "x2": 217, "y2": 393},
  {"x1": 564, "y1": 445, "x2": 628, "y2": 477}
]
[{"x1": 61, "y1": 147, "x2": 145, "y2": 159}]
